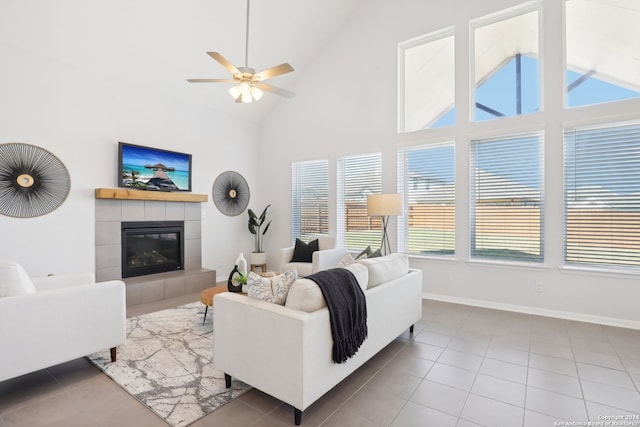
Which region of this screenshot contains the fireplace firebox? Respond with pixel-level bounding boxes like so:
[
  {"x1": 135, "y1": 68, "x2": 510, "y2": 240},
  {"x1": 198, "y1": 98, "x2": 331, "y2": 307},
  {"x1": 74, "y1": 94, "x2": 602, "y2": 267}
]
[{"x1": 121, "y1": 221, "x2": 184, "y2": 278}]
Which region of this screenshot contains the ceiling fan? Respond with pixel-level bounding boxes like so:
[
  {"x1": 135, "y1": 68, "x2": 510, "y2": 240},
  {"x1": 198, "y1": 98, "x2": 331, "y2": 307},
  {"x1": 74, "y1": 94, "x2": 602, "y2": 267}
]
[{"x1": 187, "y1": 0, "x2": 295, "y2": 103}]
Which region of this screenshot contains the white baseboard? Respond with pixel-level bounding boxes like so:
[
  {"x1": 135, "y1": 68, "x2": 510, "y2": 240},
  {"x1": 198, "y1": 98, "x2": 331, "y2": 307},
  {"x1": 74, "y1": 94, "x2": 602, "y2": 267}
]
[{"x1": 423, "y1": 293, "x2": 640, "y2": 331}]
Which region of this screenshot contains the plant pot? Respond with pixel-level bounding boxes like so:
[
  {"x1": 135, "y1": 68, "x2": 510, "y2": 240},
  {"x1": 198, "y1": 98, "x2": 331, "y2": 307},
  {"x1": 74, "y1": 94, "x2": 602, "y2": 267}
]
[{"x1": 250, "y1": 252, "x2": 267, "y2": 265}]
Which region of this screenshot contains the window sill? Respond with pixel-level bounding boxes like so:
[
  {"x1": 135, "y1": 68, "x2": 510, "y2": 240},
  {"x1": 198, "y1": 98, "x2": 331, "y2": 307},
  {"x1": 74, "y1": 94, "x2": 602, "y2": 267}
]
[
  {"x1": 465, "y1": 258, "x2": 548, "y2": 271},
  {"x1": 560, "y1": 264, "x2": 640, "y2": 278}
]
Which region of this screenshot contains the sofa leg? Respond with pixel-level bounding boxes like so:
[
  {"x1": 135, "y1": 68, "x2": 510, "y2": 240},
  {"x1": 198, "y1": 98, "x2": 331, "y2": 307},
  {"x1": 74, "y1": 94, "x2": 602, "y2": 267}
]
[
  {"x1": 294, "y1": 408, "x2": 302, "y2": 425},
  {"x1": 110, "y1": 347, "x2": 117, "y2": 362},
  {"x1": 224, "y1": 373, "x2": 232, "y2": 388},
  {"x1": 409, "y1": 324, "x2": 414, "y2": 334}
]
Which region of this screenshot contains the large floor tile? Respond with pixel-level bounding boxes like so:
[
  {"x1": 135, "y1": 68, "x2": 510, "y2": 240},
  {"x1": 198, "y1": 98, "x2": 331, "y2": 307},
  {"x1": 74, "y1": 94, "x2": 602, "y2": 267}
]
[
  {"x1": 366, "y1": 369, "x2": 422, "y2": 400},
  {"x1": 585, "y1": 400, "x2": 640, "y2": 422},
  {"x1": 580, "y1": 379, "x2": 640, "y2": 412},
  {"x1": 413, "y1": 330, "x2": 452, "y2": 347},
  {"x1": 529, "y1": 353, "x2": 578, "y2": 377},
  {"x1": 321, "y1": 407, "x2": 386, "y2": 427},
  {"x1": 480, "y1": 358, "x2": 527, "y2": 384},
  {"x1": 381, "y1": 353, "x2": 435, "y2": 378},
  {"x1": 437, "y1": 348, "x2": 483, "y2": 371},
  {"x1": 485, "y1": 344, "x2": 529, "y2": 366},
  {"x1": 390, "y1": 401, "x2": 458, "y2": 427},
  {"x1": 342, "y1": 386, "x2": 406, "y2": 426},
  {"x1": 447, "y1": 336, "x2": 490, "y2": 356},
  {"x1": 573, "y1": 348, "x2": 625, "y2": 370},
  {"x1": 527, "y1": 367, "x2": 582, "y2": 398},
  {"x1": 529, "y1": 340, "x2": 574, "y2": 360},
  {"x1": 400, "y1": 341, "x2": 445, "y2": 362},
  {"x1": 577, "y1": 362, "x2": 636, "y2": 390},
  {"x1": 425, "y1": 362, "x2": 476, "y2": 391},
  {"x1": 0, "y1": 370, "x2": 63, "y2": 415},
  {"x1": 471, "y1": 374, "x2": 526, "y2": 407},
  {"x1": 525, "y1": 386, "x2": 588, "y2": 421},
  {"x1": 409, "y1": 380, "x2": 468, "y2": 417},
  {"x1": 461, "y1": 393, "x2": 524, "y2": 427},
  {"x1": 524, "y1": 409, "x2": 567, "y2": 427}
]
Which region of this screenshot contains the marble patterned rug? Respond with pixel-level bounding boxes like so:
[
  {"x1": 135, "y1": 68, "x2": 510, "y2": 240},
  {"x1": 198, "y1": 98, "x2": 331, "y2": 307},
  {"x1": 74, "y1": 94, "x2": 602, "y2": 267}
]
[{"x1": 88, "y1": 302, "x2": 251, "y2": 427}]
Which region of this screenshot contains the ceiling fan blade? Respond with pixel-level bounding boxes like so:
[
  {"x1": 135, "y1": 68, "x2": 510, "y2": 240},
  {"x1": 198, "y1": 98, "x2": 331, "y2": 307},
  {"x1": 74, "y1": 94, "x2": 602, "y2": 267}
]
[
  {"x1": 252, "y1": 63, "x2": 294, "y2": 81},
  {"x1": 187, "y1": 79, "x2": 237, "y2": 83},
  {"x1": 254, "y1": 82, "x2": 296, "y2": 99},
  {"x1": 207, "y1": 52, "x2": 241, "y2": 76}
]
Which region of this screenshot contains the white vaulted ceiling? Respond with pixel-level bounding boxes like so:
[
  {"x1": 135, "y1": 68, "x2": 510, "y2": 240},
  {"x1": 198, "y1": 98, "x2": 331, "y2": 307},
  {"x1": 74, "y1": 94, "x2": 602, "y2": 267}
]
[{"x1": 0, "y1": 0, "x2": 362, "y2": 123}]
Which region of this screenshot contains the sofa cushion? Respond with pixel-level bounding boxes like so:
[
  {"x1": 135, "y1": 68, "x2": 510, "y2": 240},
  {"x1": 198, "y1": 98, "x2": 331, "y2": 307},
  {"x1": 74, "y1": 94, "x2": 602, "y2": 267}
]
[
  {"x1": 359, "y1": 253, "x2": 409, "y2": 289},
  {"x1": 290, "y1": 238, "x2": 319, "y2": 263},
  {"x1": 247, "y1": 270, "x2": 298, "y2": 305},
  {"x1": 285, "y1": 264, "x2": 368, "y2": 313},
  {"x1": 0, "y1": 260, "x2": 36, "y2": 298},
  {"x1": 284, "y1": 262, "x2": 313, "y2": 278}
]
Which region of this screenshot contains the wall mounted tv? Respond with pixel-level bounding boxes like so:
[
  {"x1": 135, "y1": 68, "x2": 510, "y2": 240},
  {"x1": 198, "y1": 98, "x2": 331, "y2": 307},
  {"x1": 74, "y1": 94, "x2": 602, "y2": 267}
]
[{"x1": 118, "y1": 142, "x2": 192, "y2": 192}]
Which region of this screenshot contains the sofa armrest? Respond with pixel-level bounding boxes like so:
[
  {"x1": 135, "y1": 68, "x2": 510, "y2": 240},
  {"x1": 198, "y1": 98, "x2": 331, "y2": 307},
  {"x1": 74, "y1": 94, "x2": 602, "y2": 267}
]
[
  {"x1": 312, "y1": 247, "x2": 348, "y2": 273},
  {"x1": 0, "y1": 279, "x2": 126, "y2": 382},
  {"x1": 31, "y1": 272, "x2": 96, "y2": 292},
  {"x1": 278, "y1": 247, "x2": 295, "y2": 272},
  {"x1": 213, "y1": 292, "x2": 316, "y2": 409}
]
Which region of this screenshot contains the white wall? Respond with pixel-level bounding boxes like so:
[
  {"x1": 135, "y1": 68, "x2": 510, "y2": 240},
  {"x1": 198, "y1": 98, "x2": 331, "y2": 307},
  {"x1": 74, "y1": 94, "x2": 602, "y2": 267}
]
[
  {"x1": 259, "y1": 0, "x2": 640, "y2": 328},
  {"x1": 0, "y1": 3, "x2": 259, "y2": 277}
]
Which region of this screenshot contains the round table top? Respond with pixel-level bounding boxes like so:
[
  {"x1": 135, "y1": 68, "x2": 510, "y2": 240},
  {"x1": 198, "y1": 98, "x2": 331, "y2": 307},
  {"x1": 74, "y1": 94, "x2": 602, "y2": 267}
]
[{"x1": 200, "y1": 286, "x2": 228, "y2": 306}]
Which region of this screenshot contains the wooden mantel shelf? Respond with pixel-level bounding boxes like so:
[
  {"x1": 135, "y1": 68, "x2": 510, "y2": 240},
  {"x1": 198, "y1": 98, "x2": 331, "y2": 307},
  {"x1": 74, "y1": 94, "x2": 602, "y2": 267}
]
[{"x1": 95, "y1": 188, "x2": 208, "y2": 203}]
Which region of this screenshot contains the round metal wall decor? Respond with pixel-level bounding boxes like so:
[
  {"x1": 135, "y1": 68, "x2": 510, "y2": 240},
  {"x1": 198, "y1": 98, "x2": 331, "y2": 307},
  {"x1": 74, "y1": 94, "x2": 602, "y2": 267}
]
[
  {"x1": 212, "y1": 170, "x2": 250, "y2": 216},
  {"x1": 0, "y1": 142, "x2": 71, "y2": 218}
]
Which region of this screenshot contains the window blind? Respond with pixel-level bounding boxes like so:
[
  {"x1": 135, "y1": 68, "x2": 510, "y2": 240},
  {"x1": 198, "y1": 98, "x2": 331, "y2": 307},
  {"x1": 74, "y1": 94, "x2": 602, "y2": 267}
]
[
  {"x1": 564, "y1": 121, "x2": 640, "y2": 268},
  {"x1": 470, "y1": 131, "x2": 544, "y2": 262},
  {"x1": 337, "y1": 152, "x2": 382, "y2": 251},
  {"x1": 397, "y1": 142, "x2": 455, "y2": 255},
  {"x1": 291, "y1": 159, "x2": 329, "y2": 244}
]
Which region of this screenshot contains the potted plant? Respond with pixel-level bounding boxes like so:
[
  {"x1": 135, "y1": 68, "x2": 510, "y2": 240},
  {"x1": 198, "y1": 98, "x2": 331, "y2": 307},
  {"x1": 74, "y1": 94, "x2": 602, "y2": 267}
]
[{"x1": 248, "y1": 204, "x2": 271, "y2": 265}]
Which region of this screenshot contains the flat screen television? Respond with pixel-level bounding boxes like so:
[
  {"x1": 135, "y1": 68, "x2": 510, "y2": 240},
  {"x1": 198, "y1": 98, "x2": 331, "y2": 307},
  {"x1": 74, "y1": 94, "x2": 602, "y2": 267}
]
[{"x1": 118, "y1": 142, "x2": 192, "y2": 192}]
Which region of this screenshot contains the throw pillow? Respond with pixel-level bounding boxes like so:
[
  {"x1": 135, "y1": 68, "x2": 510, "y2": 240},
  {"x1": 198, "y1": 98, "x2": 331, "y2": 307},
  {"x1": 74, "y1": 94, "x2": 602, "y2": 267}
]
[
  {"x1": 0, "y1": 260, "x2": 37, "y2": 298},
  {"x1": 337, "y1": 252, "x2": 356, "y2": 267},
  {"x1": 356, "y1": 246, "x2": 372, "y2": 260},
  {"x1": 369, "y1": 247, "x2": 382, "y2": 258},
  {"x1": 247, "y1": 270, "x2": 298, "y2": 305},
  {"x1": 290, "y1": 238, "x2": 319, "y2": 263}
]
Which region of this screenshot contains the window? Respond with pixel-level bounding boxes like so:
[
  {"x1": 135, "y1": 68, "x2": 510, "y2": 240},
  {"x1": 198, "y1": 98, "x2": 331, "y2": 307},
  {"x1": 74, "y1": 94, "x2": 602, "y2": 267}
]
[
  {"x1": 471, "y1": 3, "x2": 540, "y2": 121},
  {"x1": 291, "y1": 159, "x2": 329, "y2": 243},
  {"x1": 470, "y1": 131, "x2": 544, "y2": 262},
  {"x1": 397, "y1": 142, "x2": 455, "y2": 255},
  {"x1": 398, "y1": 28, "x2": 455, "y2": 133},
  {"x1": 565, "y1": 0, "x2": 640, "y2": 108},
  {"x1": 564, "y1": 121, "x2": 640, "y2": 268},
  {"x1": 337, "y1": 153, "x2": 382, "y2": 251}
]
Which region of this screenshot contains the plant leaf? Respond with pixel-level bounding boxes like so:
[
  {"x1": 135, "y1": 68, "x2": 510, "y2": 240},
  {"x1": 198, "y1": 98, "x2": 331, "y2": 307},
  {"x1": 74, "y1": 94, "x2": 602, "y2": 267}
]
[{"x1": 262, "y1": 221, "x2": 271, "y2": 235}]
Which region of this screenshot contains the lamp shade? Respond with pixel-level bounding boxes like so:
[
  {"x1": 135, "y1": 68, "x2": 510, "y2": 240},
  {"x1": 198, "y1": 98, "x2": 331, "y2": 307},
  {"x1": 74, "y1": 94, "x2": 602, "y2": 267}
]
[{"x1": 367, "y1": 194, "x2": 402, "y2": 216}]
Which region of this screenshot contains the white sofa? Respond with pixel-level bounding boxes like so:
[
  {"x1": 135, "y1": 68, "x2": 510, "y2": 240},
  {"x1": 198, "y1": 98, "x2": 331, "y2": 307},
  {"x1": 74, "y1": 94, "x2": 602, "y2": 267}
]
[
  {"x1": 214, "y1": 253, "x2": 422, "y2": 425},
  {"x1": 0, "y1": 261, "x2": 127, "y2": 382},
  {"x1": 278, "y1": 235, "x2": 347, "y2": 277}
]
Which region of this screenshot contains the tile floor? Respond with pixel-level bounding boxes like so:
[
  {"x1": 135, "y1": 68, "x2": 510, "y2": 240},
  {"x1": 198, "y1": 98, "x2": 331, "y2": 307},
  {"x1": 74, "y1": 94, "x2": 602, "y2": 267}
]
[{"x1": 1, "y1": 295, "x2": 639, "y2": 426}]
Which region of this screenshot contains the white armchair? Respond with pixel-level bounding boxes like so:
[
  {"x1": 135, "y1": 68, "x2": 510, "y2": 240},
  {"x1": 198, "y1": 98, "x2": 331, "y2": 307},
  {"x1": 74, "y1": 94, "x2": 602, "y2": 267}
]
[
  {"x1": 278, "y1": 235, "x2": 347, "y2": 277},
  {"x1": 0, "y1": 260, "x2": 126, "y2": 382}
]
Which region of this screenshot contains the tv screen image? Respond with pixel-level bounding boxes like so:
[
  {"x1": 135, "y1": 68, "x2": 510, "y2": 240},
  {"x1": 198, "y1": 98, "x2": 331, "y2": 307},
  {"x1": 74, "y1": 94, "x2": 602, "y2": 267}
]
[{"x1": 119, "y1": 142, "x2": 192, "y2": 192}]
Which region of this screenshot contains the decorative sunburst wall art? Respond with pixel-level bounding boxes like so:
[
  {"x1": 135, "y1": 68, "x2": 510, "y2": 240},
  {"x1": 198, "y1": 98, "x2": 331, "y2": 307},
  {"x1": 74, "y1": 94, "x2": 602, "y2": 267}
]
[
  {"x1": 212, "y1": 171, "x2": 250, "y2": 216},
  {"x1": 0, "y1": 143, "x2": 71, "y2": 218}
]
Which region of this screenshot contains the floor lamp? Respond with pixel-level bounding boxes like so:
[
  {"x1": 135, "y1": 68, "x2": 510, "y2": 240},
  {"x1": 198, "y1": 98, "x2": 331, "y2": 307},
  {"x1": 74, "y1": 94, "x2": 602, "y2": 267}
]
[{"x1": 367, "y1": 194, "x2": 403, "y2": 255}]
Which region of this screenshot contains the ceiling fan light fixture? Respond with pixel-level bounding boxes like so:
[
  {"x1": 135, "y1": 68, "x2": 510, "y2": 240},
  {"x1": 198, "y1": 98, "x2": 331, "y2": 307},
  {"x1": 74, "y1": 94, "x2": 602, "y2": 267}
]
[
  {"x1": 250, "y1": 85, "x2": 263, "y2": 100},
  {"x1": 241, "y1": 92, "x2": 253, "y2": 103},
  {"x1": 229, "y1": 85, "x2": 242, "y2": 99}
]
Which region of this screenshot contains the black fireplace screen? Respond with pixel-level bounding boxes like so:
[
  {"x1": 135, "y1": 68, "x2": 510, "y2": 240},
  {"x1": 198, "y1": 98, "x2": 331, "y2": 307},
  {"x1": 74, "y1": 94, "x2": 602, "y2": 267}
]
[{"x1": 121, "y1": 221, "x2": 184, "y2": 278}]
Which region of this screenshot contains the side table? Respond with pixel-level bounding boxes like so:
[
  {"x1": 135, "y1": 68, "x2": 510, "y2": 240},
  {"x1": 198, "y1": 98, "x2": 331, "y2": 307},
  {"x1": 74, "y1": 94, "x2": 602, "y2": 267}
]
[
  {"x1": 200, "y1": 286, "x2": 228, "y2": 325},
  {"x1": 251, "y1": 263, "x2": 267, "y2": 273}
]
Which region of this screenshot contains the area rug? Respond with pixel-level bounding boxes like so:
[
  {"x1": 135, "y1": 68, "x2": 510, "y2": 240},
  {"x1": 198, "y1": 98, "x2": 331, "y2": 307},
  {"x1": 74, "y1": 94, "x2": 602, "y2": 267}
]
[{"x1": 88, "y1": 302, "x2": 251, "y2": 427}]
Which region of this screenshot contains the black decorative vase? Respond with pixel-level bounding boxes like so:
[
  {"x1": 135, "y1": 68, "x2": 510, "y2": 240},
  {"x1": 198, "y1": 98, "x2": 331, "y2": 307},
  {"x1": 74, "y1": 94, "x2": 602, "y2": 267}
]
[{"x1": 227, "y1": 265, "x2": 243, "y2": 292}]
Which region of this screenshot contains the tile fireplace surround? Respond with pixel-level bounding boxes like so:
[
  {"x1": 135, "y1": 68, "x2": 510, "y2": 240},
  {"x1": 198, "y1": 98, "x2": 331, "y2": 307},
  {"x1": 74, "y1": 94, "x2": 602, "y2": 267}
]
[{"x1": 95, "y1": 197, "x2": 216, "y2": 307}]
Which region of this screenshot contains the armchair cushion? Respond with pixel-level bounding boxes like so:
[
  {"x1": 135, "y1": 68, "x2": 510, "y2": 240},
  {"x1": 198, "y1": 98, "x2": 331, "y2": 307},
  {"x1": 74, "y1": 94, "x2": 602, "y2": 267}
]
[
  {"x1": 0, "y1": 260, "x2": 36, "y2": 297},
  {"x1": 290, "y1": 238, "x2": 319, "y2": 263}
]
